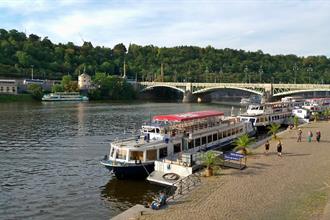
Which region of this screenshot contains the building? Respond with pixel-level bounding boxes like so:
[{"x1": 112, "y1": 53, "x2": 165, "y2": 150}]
[
  {"x1": 78, "y1": 73, "x2": 92, "y2": 90},
  {"x1": 0, "y1": 79, "x2": 18, "y2": 94}
]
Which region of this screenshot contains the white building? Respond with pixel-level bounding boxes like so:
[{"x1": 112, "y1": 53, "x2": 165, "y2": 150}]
[
  {"x1": 78, "y1": 73, "x2": 91, "y2": 90},
  {"x1": 0, "y1": 79, "x2": 17, "y2": 94}
]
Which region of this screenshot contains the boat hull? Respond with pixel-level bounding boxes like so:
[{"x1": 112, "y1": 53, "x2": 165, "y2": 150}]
[{"x1": 102, "y1": 161, "x2": 154, "y2": 179}]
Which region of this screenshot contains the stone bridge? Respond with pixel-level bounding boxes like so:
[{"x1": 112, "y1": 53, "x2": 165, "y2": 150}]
[{"x1": 137, "y1": 82, "x2": 330, "y2": 102}]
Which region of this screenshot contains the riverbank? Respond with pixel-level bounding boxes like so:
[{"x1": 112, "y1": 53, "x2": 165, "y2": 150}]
[
  {"x1": 0, "y1": 94, "x2": 34, "y2": 102},
  {"x1": 139, "y1": 121, "x2": 330, "y2": 220}
]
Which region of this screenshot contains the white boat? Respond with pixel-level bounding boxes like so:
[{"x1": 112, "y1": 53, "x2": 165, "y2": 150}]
[
  {"x1": 100, "y1": 110, "x2": 255, "y2": 179},
  {"x1": 240, "y1": 95, "x2": 261, "y2": 105},
  {"x1": 42, "y1": 92, "x2": 89, "y2": 101},
  {"x1": 239, "y1": 101, "x2": 293, "y2": 127},
  {"x1": 302, "y1": 98, "x2": 330, "y2": 112},
  {"x1": 292, "y1": 107, "x2": 310, "y2": 122}
]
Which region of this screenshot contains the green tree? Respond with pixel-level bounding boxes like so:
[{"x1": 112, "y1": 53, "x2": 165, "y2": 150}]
[
  {"x1": 27, "y1": 84, "x2": 43, "y2": 100},
  {"x1": 267, "y1": 123, "x2": 281, "y2": 140},
  {"x1": 233, "y1": 134, "x2": 255, "y2": 156}
]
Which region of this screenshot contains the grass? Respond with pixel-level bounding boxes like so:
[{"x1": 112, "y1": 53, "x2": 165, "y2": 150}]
[{"x1": 0, "y1": 94, "x2": 35, "y2": 102}]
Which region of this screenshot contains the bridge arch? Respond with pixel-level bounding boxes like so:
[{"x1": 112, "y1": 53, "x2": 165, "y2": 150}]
[
  {"x1": 274, "y1": 89, "x2": 330, "y2": 97},
  {"x1": 193, "y1": 86, "x2": 263, "y2": 96},
  {"x1": 140, "y1": 85, "x2": 185, "y2": 94}
]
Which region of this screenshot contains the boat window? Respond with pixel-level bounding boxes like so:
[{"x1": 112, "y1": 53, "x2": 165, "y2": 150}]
[
  {"x1": 195, "y1": 138, "x2": 201, "y2": 147},
  {"x1": 149, "y1": 128, "x2": 155, "y2": 133},
  {"x1": 249, "y1": 118, "x2": 256, "y2": 123},
  {"x1": 115, "y1": 149, "x2": 127, "y2": 160},
  {"x1": 213, "y1": 133, "x2": 218, "y2": 141},
  {"x1": 259, "y1": 106, "x2": 264, "y2": 110},
  {"x1": 202, "y1": 136, "x2": 207, "y2": 145},
  {"x1": 159, "y1": 147, "x2": 168, "y2": 159},
  {"x1": 207, "y1": 135, "x2": 212, "y2": 143},
  {"x1": 174, "y1": 143, "x2": 181, "y2": 153},
  {"x1": 156, "y1": 128, "x2": 160, "y2": 133},
  {"x1": 130, "y1": 151, "x2": 144, "y2": 161},
  {"x1": 110, "y1": 147, "x2": 115, "y2": 158},
  {"x1": 188, "y1": 140, "x2": 194, "y2": 149},
  {"x1": 146, "y1": 149, "x2": 157, "y2": 160}
]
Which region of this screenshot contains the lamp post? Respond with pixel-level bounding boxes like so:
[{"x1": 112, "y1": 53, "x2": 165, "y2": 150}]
[
  {"x1": 31, "y1": 65, "x2": 34, "y2": 79},
  {"x1": 258, "y1": 66, "x2": 263, "y2": 83},
  {"x1": 293, "y1": 63, "x2": 298, "y2": 84},
  {"x1": 244, "y1": 65, "x2": 248, "y2": 83},
  {"x1": 307, "y1": 64, "x2": 313, "y2": 84}
]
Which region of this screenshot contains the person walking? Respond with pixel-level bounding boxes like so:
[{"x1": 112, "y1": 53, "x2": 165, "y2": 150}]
[
  {"x1": 277, "y1": 140, "x2": 282, "y2": 157},
  {"x1": 264, "y1": 140, "x2": 270, "y2": 155},
  {"x1": 297, "y1": 129, "x2": 302, "y2": 142},
  {"x1": 307, "y1": 130, "x2": 313, "y2": 143},
  {"x1": 316, "y1": 130, "x2": 321, "y2": 142}
]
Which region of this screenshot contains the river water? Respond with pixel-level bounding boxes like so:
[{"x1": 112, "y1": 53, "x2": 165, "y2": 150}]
[{"x1": 0, "y1": 101, "x2": 236, "y2": 220}]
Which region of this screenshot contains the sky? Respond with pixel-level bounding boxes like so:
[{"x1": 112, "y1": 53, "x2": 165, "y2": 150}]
[{"x1": 0, "y1": 0, "x2": 330, "y2": 57}]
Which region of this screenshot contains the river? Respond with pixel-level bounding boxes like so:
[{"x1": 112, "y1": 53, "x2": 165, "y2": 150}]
[{"x1": 0, "y1": 101, "x2": 237, "y2": 219}]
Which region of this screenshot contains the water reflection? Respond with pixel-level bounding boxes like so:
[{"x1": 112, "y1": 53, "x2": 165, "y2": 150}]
[
  {"x1": 101, "y1": 179, "x2": 163, "y2": 211},
  {"x1": 0, "y1": 101, "x2": 234, "y2": 219}
]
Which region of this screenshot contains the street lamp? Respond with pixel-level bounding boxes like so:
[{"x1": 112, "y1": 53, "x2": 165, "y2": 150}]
[
  {"x1": 307, "y1": 64, "x2": 313, "y2": 84},
  {"x1": 31, "y1": 65, "x2": 34, "y2": 79},
  {"x1": 258, "y1": 66, "x2": 263, "y2": 83},
  {"x1": 293, "y1": 63, "x2": 298, "y2": 84},
  {"x1": 244, "y1": 65, "x2": 248, "y2": 83}
]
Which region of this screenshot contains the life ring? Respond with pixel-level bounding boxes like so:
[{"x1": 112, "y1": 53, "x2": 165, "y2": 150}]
[
  {"x1": 183, "y1": 162, "x2": 188, "y2": 167},
  {"x1": 162, "y1": 173, "x2": 180, "y2": 181}
]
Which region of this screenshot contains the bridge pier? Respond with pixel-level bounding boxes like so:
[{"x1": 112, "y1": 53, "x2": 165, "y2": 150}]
[{"x1": 182, "y1": 91, "x2": 194, "y2": 103}]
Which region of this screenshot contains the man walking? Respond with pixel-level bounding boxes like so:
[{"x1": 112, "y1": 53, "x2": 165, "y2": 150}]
[{"x1": 297, "y1": 129, "x2": 302, "y2": 142}]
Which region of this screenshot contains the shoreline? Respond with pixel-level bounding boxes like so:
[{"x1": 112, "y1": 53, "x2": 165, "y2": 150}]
[{"x1": 138, "y1": 121, "x2": 330, "y2": 220}]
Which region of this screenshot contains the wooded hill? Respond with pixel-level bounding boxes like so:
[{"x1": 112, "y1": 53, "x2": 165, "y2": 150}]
[{"x1": 1, "y1": 28, "x2": 329, "y2": 84}]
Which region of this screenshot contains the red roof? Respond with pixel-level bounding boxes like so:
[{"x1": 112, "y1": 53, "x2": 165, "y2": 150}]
[{"x1": 153, "y1": 110, "x2": 224, "y2": 122}]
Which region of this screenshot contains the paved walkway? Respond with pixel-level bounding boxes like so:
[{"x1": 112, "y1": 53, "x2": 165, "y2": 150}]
[{"x1": 140, "y1": 121, "x2": 330, "y2": 220}]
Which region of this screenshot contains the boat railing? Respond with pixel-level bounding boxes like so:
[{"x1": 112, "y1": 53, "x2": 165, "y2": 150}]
[
  {"x1": 163, "y1": 172, "x2": 202, "y2": 202},
  {"x1": 150, "y1": 172, "x2": 202, "y2": 205}
]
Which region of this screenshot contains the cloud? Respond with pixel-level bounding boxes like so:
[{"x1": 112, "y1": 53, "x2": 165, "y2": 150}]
[{"x1": 1, "y1": 0, "x2": 330, "y2": 56}]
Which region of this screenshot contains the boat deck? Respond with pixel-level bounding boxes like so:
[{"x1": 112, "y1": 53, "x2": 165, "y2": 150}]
[{"x1": 147, "y1": 170, "x2": 186, "y2": 186}]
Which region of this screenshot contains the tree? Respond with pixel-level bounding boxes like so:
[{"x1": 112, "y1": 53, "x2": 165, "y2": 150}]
[
  {"x1": 267, "y1": 123, "x2": 281, "y2": 140},
  {"x1": 233, "y1": 134, "x2": 255, "y2": 156},
  {"x1": 201, "y1": 151, "x2": 221, "y2": 177},
  {"x1": 52, "y1": 84, "x2": 64, "y2": 93},
  {"x1": 27, "y1": 84, "x2": 43, "y2": 100},
  {"x1": 293, "y1": 115, "x2": 299, "y2": 129}
]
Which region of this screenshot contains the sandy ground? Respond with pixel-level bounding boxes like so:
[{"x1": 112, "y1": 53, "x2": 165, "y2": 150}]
[{"x1": 140, "y1": 121, "x2": 330, "y2": 220}]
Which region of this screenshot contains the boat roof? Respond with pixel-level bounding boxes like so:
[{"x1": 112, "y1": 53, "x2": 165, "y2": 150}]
[{"x1": 153, "y1": 110, "x2": 224, "y2": 122}]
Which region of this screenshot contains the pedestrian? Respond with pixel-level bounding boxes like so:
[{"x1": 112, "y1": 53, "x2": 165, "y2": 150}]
[
  {"x1": 307, "y1": 130, "x2": 313, "y2": 142},
  {"x1": 277, "y1": 140, "x2": 282, "y2": 157},
  {"x1": 264, "y1": 140, "x2": 270, "y2": 155},
  {"x1": 297, "y1": 128, "x2": 302, "y2": 142},
  {"x1": 316, "y1": 130, "x2": 321, "y2": 142}
]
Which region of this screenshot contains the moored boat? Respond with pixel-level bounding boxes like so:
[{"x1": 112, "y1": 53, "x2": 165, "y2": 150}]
[
  {"x1": 42, "y1": 92, "x2": 89, "y2": 101},
  {"x1": 238, "y1": 101, "x2": 293, "y2": 127},
  {"x1": 101, "y1": 110, "x2": 255, "y2": 179}
]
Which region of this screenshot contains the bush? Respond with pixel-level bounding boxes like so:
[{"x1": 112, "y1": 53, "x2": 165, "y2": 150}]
[{"x1": 27, "y1": 84, "x2": 43, "y2": 100}]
